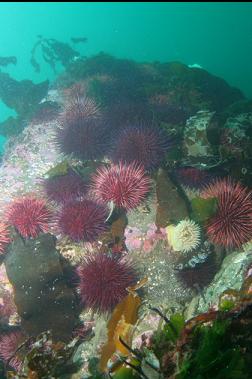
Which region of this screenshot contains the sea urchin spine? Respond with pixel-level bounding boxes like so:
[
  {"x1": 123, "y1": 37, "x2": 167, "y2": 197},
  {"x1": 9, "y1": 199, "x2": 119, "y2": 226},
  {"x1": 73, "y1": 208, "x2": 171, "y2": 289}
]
[{"x1": 0, "y1": 222, "x2": 11, "y2": 254}]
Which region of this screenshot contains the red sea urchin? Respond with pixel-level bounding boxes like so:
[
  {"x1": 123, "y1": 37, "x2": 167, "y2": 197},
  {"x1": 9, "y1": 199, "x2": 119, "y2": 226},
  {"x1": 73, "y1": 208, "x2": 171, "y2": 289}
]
[
  {"x1": 202, "y1": 178, "x2": 252, "y2": 248},
  {"x1": 57, "y1": 96, "x2": 110, "y2": 161},
  {"x1": 43, "y1": 169, "x2": 88, "y2": 204},
  {"x1": 57, "y1": 199, "x2": 107, "y2": 242},
  {"x1": 201, "y1": 176, "x2": 242, "y2": 199},
  {"x1": 6, "y1": 197, "x2": 53, "y2": 239},
  {"x1": 91, "y1": 161, "x2": 151, "y2": 211},
  {"x1": 0, "y1": 222, "x2": 10, "y2": 254},
  {"x1": 77, "y1": 253, "x2": 137, "y2": 313},
  {"x1": 110, "y1": 125, "x2": 173, "y2": 171}
]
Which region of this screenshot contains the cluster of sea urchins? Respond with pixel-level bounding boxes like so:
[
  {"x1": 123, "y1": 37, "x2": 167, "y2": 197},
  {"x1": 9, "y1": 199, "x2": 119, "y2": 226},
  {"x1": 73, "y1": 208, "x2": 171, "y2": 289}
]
[
  {"x1": 42, "y1": 96, "x2": 153, "y2": 315},
  {"x1": 0, "y1": 90, "x2": 172, "y2": 325},
  {"x1": 4, "y1": 78, "x2": 252, "y2": 367},
  {"x1": 57, "y1": 86, "x2": 174, "y2": 169},
  {"x1": 43, "y1": 161, "x2": 151, "y2": 243}
]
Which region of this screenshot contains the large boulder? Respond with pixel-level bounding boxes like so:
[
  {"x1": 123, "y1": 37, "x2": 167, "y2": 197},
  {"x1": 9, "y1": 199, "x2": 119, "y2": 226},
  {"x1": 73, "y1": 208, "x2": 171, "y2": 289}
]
[{"x1": 4, "y1": 232, "x2": 79, "y2": 341}]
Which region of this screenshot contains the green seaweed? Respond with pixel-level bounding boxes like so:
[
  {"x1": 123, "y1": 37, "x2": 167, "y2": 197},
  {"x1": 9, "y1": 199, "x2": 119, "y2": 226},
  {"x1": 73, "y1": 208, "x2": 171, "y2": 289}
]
[
  {"x1": 113, "y1": 366, "x2": 140, "y2": 378},
  {"x1": 151, "y1": 312, "x2": 185, "y2": 361},
  {"x1": 163, "y1": 313, "x2": 185, "y2": 343},
  {"x1": 191, "y1": 196, "x2": 217, "y2": 224},
  {"x1": 132, "y1": 278, "x2": 252, "y2": 379},
  {"x1": 177, "y1": 319, "x2": 248, "y2": 379},
  {"x1": 218, "y1": 298, "x2": 236, "y2": 312},
  {"x1": 85, "y1": 357, "x2": 105, "y2": 379},
  {"x1": 44, "y1": 160, "x2": 71, "y2": 179}
]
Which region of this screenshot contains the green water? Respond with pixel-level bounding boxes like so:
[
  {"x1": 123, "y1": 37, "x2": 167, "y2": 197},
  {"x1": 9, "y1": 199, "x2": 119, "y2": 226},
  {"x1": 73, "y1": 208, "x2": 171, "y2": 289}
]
[{"x1": 0, "y1": 1, "x2": 252, "y2": 151}]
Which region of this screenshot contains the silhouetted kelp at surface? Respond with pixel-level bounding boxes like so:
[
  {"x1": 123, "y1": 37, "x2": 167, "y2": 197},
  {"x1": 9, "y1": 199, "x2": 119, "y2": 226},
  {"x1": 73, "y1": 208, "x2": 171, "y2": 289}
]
[
  {"x1": 0, "y1": 56, "x2": 17, "y2": 67},
  {"x1": 71, "y1": 36, "x2": 88, "y2": 44},
  {"x1": 0, "y1": 71, "x2": 49, "y2": 137},
  {"x1": 30, "y1": 36, "x2": 84, "y2": 73}
]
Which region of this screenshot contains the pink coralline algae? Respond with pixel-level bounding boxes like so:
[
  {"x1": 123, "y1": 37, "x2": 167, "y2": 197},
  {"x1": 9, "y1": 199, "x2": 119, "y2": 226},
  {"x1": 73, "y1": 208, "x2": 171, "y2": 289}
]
[
  {"x1": 0, "y1": 117, "x2": 62, "y2": 214},
  {"x1": 146, "y1": 223, "x2": 167, "y2": 241},
  {"x1": 124, "y1": 226, "x2": 144, "y2": 251},
  {"x1": 125, "y1": 223, "x2": 166, "y2": 253},
  {"x1": 0, "y1": 265, "x2": 17, "y2": 323},
  {"x1": 143, "y1": 224, "x2": 167, "y2": 253},
  {"x1": 0, "y1": 288, "x2": 17, "y2": 323}
]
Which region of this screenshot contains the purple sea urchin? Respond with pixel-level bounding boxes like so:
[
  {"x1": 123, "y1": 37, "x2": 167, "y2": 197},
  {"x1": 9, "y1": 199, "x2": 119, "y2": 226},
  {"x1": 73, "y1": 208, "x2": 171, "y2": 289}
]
[
  {"x1": 174, "y1": 167, "x2": 213, "y2": 190},
  {"x1": 110, "y1": 125, "x2": 173, "y2": 171},
  {"x1": 43, "y1": 169, "x2": 88, "y2": 204},
  {"x1": 57, "y1": 198, "x2": 107, "y2": 242},
  {"x1": 77, "y1": 253, "x2": 137, "y2": 313},
  {"x1": 57, "y1": 96, "x2": 110, "y2": 160}
]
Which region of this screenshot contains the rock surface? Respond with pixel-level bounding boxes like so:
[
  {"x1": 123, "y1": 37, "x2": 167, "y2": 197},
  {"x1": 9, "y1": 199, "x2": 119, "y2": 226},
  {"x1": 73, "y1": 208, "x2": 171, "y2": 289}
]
[
  {"x1": 4, "y1": 232, "x2": 79, "y2": 341},
  {"x1": 155, "y1": 168, "x2": 190, "y2": 227},
  {"x1": 186, "y1": 248, "x2": 252, "y2": 318}
]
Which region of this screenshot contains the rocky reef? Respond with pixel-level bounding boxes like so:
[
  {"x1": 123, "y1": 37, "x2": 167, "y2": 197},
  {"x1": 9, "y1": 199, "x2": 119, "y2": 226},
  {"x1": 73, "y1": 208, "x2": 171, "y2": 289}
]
[{"x1": 0, "y1": 52, "x2": 251, "y2": 378}]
